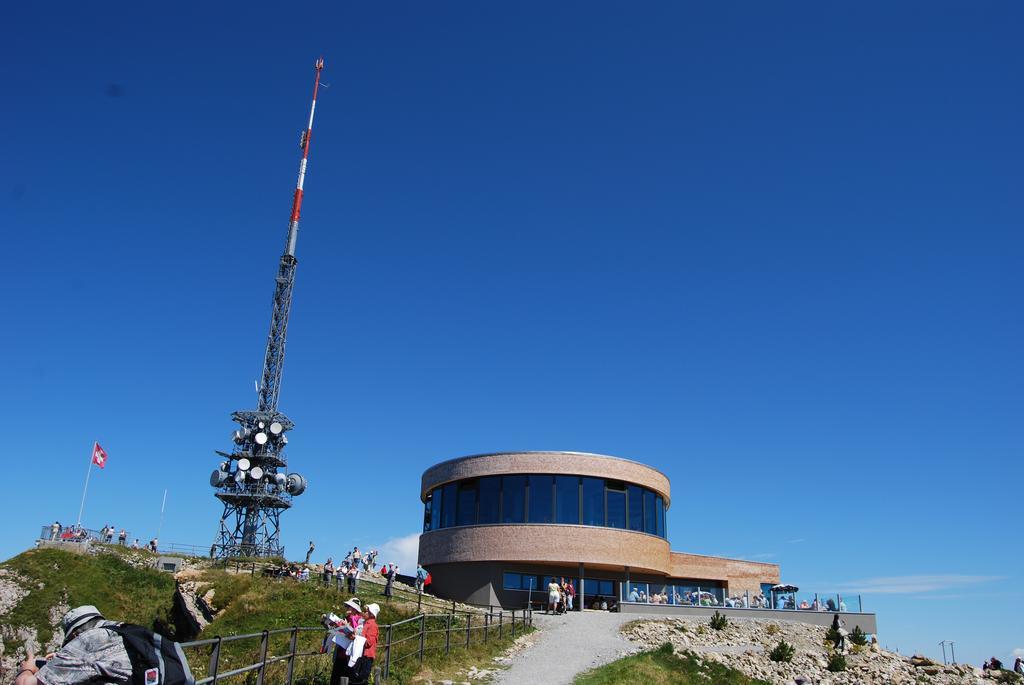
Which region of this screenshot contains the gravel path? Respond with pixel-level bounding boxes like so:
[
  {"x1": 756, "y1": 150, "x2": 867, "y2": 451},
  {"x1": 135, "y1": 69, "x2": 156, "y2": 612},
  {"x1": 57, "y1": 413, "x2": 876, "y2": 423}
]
[{"x1": 491, "y1": 611, "x2": 640, "y2": 685}]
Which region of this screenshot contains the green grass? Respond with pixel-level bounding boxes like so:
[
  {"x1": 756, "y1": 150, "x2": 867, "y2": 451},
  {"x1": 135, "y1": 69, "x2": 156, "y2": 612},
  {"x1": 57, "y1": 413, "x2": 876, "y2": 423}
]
[
  {"x1": 2, "y1": 547, "x2": 530, "y2": 684},
  {"x1": 575, "y1": 643, "x2": 771, "y2": 685},
  {"x1": 1, "y1": 548, "x2": 177, "y2": 650}
]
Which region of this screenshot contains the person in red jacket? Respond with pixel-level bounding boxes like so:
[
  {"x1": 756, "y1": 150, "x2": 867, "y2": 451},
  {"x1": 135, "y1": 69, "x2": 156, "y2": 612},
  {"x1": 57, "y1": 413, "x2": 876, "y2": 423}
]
[{"x1": 350, "y1": 603, "x2": 379, "y2": 685}]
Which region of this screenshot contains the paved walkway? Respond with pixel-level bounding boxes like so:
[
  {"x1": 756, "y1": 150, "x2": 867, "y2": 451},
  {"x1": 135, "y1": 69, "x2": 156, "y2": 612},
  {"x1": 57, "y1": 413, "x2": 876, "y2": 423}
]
[{"x1": 491, "y1": 610, "x2": 639, "y2": 685}]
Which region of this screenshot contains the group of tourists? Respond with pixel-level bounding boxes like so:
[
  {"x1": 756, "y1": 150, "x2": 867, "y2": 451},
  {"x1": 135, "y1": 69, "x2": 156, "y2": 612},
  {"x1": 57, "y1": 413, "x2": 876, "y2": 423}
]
[
  {"x1": 984, "y1": 656, "x2": 1024, "y2": 674},
  {"x1": 545, "y1": 577, "x2": 575, "y2": 614},
  {"x1": 46, "y1": 521, "x2": 147, "y2": 550},
  {"x1": 324, "y1": 598, "x2": 381, "y2": 685},
  {"x1": 98, "y1": 525, "x2": 128, "y2": 545}
]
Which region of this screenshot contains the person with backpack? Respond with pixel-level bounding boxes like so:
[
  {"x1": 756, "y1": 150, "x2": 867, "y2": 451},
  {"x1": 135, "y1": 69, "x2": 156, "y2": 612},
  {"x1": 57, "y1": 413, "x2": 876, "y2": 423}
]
[
  {"x1": 415, "y1": 564, "x2": 428, "y2": 593},
  {"x1": 383, "y1": 563, "x2": 396, "y2": 602},
  {"x1": 16, "y1": 605, "x2": 194, "y2": 685}
]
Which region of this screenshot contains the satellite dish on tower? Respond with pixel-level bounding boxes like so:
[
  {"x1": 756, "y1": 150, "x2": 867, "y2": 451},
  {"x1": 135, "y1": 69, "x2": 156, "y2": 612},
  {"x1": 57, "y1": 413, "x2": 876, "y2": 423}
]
[
  {"x1": 255, "y1": 432, "x2": 268, "y2": 445},
  {"x1": 270, "y1": 422, "x2": 283, "y2": 436},
  {"x1": 237, "y1": 458, "x2": 251, "y2": 471},
  {"x1": 250, "y1": 466, "x2": 264, "y2": 480},
  {"x1": 286, "y1": 473, "x2": 307, "y2": 496}
]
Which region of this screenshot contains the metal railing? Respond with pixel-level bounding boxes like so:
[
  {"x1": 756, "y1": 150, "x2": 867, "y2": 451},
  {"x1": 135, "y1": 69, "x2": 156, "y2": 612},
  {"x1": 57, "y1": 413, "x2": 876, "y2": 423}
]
[
  {"x1": 621, "y1": 581, "x2": 866, "y2": 613},
  {"x1": 38, "y1": 525, "x2": 131, "y2": 545},
  {"x1": 179, "y1": 608, "x2": 533, "y2": 684}
]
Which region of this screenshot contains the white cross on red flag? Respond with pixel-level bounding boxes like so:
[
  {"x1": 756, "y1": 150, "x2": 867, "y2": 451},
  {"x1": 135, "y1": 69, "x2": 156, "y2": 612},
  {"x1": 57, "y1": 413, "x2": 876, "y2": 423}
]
[{"x1": 91, "y1": 442, "x2": 108, "y2": 469}]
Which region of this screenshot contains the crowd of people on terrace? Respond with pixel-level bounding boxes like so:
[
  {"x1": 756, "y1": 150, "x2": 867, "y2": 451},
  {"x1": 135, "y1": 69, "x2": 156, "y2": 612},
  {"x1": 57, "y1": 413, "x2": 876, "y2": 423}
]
[
  {"x1": 625, "y1": 586, "x2": 850, "y2": 612},
  {"x1": 44, "y1": 521, "x2": 155, "y2": 552}
]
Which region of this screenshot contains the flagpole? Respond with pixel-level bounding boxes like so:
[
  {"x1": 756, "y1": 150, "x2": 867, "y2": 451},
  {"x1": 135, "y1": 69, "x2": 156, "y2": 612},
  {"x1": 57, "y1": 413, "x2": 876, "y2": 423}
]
[
  {"x1": 156, "y1": 489, "x2": 167, "y2": 543},
  {"x1": 76, "y1": 442, "x2": 96, "y2": 529}
]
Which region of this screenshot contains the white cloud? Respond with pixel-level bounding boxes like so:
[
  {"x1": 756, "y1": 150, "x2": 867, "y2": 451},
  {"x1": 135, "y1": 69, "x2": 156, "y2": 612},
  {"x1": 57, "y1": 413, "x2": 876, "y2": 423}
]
[
  {"x1": 749, "y1": 553, "x2": 777, "y2": 560},
  {"x1": 1013, "y1": 647, "x2": 1024, "y2": 658},
  {"x1": 377, "y1": 532, "x2": 420, "y2": 574},
  {"x1": 830, "y1": 575, "x2": 1003, "y2": 595},
  {"x1": 788, "y1": 538, "x2": 805, "y2": 544}
]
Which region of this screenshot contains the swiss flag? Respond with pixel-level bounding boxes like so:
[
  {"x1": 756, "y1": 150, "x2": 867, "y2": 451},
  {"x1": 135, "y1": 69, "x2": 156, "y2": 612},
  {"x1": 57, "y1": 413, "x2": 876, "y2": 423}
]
[{"x1": 92, "y1": 442, "x2": 108, "y2": 469}]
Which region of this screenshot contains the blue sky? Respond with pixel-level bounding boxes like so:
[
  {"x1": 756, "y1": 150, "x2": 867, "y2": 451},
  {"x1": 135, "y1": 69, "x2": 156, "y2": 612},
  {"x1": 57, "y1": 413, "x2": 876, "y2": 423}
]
[{"x1": 2, "y1": 1, "x2": 1021, "y2": 667}]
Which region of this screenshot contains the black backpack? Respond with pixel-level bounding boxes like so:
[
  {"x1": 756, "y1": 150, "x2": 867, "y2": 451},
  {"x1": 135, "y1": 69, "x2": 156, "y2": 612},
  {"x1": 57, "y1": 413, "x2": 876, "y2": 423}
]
[{"x1": 108, "y1": 624, "x2": 196, "y2": 685}]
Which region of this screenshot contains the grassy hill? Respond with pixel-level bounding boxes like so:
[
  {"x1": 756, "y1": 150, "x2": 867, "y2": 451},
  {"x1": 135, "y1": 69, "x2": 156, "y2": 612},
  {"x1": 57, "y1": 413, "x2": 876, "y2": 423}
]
[
  {"x1": 0, "y1": 547, "x2": 177, "y2": 653},
  {"x1": 0, "y1": 547, "x2": 526, "y2": 684}
]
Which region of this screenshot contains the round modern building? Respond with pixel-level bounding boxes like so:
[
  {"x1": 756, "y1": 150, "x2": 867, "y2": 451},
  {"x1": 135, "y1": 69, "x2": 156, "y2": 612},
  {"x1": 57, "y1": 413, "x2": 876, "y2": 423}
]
[{"x1": 418, "y1": 451, "x2": 779, "y2": 610}]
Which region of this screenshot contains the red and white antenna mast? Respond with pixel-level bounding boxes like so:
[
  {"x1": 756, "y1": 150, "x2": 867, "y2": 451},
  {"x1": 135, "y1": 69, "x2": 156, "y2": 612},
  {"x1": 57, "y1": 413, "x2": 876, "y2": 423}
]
[
  {"x1": 285, "y1": 56, "x2": 324, "y2": 257},
  {"x1": 211, "y1": 57, "x2": 325, "y2": 559}
]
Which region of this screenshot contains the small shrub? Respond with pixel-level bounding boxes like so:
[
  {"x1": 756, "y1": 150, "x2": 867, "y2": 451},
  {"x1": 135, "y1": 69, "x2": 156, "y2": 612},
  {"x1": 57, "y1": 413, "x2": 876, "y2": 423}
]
[
  {"x1": 827, "y1": 653, "x2": 847, "y2": 672},
  {"x1": 850, "y1": 625, "x2": 868, "y2": 646},
  {"x1": 769, "y1": 639, "x2": 795, "y2": 663},
  {"x1": 765, "y1": 623, "x2": 780, "y2": 636},
  {"x1": 709, "y1": 611, "x2": 728, "y2": 631}
]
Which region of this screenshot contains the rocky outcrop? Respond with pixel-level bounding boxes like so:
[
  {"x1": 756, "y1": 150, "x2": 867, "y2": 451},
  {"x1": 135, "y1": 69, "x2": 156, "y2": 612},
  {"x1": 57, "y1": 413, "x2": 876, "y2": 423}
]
[
  {"x1": 172, "y1": 581, "x2": 217, "y2": 639},
  {"x1": 623, "y1": 617, "x2": 1001, "y2": 685}
]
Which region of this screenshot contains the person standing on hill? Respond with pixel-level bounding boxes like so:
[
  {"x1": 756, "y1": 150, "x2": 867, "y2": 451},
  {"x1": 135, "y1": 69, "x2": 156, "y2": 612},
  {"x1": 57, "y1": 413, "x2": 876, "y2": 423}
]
[
  {"x1": 118, "y1": 529, "x2": 126, "y2": 546},
  {"x1": 323, "y1": 557, "x2": 334, "y2": 585},
  {"x1": 346, "y1": 561, "x2": 360, "y2": 593},
  {"x1": 547, "y1": 578, "x2": 561, "y2": 614},
  {"x1": 563, "y1": 578, "x2": 575, "y2": 612},
  {"x1": 415, "y1": 564, "x2": 428, "y2": 593},
  {"x1": 383, "y1": 564, "x2": 396, "y2": 602},
  {"x1": 349, "y1": 604, "x2": 379, "y2": 685}
]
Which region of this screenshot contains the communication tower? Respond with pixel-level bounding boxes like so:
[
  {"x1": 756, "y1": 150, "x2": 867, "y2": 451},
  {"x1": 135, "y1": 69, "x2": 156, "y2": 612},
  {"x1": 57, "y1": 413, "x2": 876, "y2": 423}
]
[{"x1": 209, "y1": 58, "x2": 323, "y2": 559}]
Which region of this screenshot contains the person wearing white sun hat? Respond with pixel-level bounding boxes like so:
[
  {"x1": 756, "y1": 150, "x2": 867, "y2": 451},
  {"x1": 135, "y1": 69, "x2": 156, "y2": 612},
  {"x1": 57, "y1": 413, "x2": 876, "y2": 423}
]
[{"x1": 347, "y1": 603, "x2": 379, "y2": 685}]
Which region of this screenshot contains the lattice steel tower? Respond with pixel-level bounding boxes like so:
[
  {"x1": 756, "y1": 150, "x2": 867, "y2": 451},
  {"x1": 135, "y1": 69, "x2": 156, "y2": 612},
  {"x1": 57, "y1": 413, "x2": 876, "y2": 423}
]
[{"x1": 209, "y1": 58, "x2": 323, "y2": 559}]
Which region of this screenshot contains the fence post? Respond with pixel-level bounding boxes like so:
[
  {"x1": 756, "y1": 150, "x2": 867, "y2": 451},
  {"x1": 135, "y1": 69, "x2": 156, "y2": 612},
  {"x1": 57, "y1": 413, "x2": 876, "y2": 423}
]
[
  {"x1": 484, "y1": 613, "x2": 489, "y2": 643},
  {"x1": 384, "y1": 624, "x2": 393, "y2": 680},
  {"x1": 255, "y1": 630, "x2": 270, "y2": 685},
  {"x1": 251, "y1": 563, "x2": 255, "y2": 577},
  {"x1": 498, "y1": 611, "x2": 503, "y2": 640},
  {"x1": 465, "y1": 614, "x2": 472, "y2": 648},
  {"x1": 208, "y1": 637, "x2": 222, "y2": 684},
  {"x1": 417, "y1": 592, "x2": 422, "y2": 613},
  {"x1": 445, "y1": 613, "x2": 452, "y2": 655},
  {"x1": 285, "y1": 626, "x2": 298, "y2": 685},
  {"x1": 511, "y1": 610, "x2": 517, "y2": 638},
  {"x1": 418, "y1": 614, "x2": 426, "y2": 664}
]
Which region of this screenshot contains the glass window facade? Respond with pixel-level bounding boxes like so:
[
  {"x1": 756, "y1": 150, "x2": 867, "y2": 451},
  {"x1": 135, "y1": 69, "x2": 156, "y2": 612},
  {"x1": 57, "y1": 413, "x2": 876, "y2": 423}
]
[
  {"x1": 606, "y1": 486, "x2": 626, "y2": 529},
  {"x1": 425, "y1": 473, "x2": 668, "y2": 539},
  {"x1": 528, "y1": 475, "x2": 553, "y2": 524},
  {"x1": 643, "y1": 490, "x2": 656, "y2": 535},
  {"x1": 582, "y1": 477, "x2": 605, "y2": 526},
  {"x1": 555, "y1": 476, "x2": 580, "y2": 524},
  {"x1": 456, "y1": 481, "x2": 477, "y2": 526},
  {"x1": 627, "y1": 485, "x2": 643, "y2": 531},
  {"x1": 441, "y1": 482, "x2": 457, "y2": 529},
  {"x1": 501, "y1": 475, "x2": 526, "y2": 524},
  {"x1": 478, "y1": 476, "x2": 501, "y2": 524}
]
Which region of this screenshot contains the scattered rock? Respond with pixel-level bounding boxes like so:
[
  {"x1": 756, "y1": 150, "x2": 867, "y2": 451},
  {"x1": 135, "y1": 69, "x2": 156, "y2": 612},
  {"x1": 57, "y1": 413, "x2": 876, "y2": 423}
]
[{"x1": 623, "y1": 616, "x2": 983, "y2": 685}]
